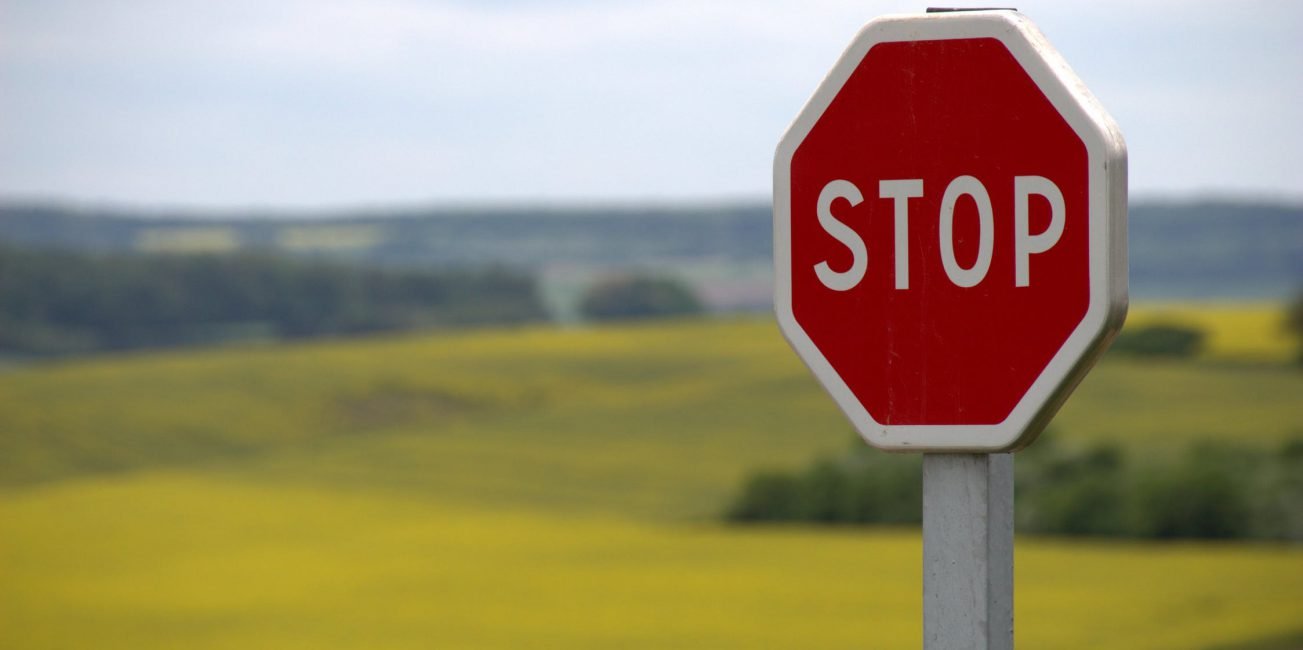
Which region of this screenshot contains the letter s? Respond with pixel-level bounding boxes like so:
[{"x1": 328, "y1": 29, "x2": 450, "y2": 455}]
[{"x1": 814, "y1": 179, "x2": 867, "y2": 291}]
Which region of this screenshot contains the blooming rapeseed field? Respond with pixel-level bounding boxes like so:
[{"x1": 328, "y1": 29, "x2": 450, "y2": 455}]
[
  {"x1": 1127, "y1": 301, "x2": 1296, "y2": 363},
  {"x1": 2, "y1": 304, "x2": 1300, "y2": 648}
]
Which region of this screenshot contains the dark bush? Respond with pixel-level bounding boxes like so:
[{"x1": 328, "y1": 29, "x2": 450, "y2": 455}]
[
  {"x1": 1288, "y1": 290, "x2": 1303, "y2": 366},
  {"x1": 1017, "y1": 442, "x2": 1127, "y2": 537},
  {"x1": 578, "y1": 275, "x2": 703, "y2": 322},
  {"x1": 726, "y1": 471, "x2": 802, "y2": 522},
  {"x1": 1251, "y1": 437, "x2": 1303, "y2": 539},
  {"x1": 797, "y1": 460, "x2": 854, "y2": 523},
  {"x1": 1110, "y1": 323, "x2": 1206, "y2": 358},
  {"x1": 844, "y1": 453, "x2": 922, "y2": 525},
  {"x1": 1130, "y1": 456, "x2": 1251, "y2": 539},
  {"x1": 726, "y1": 433, "x2": 1301, "y2": 542},
  {"x1": 725, "y1": 442, "x2": 920, "y2": 526}
]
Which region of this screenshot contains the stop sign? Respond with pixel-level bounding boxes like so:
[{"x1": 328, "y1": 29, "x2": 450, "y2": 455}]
[{"x1": 774, "y1": 11, "x2": 1126, "y2": 452}]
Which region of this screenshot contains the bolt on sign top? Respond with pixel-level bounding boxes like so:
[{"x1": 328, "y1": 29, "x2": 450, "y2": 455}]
[{"x1": 774, "y1": 10, "x2": 1127, "y2": 452}]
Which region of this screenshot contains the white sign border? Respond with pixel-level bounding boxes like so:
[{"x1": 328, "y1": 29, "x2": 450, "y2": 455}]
[{"x1": 773, "y1": 10, "x2": 1127, "y2": 452}]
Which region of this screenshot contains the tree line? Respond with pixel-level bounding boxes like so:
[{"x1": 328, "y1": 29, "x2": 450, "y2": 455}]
[
  {"x1": 725, "y1": 432, "x2": 1303, "y2": 542},
  {"x1": 0, "y1": 245, "x2": 548, "y2": 357}
]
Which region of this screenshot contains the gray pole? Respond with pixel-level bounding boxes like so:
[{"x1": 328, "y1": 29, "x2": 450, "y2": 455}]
[{"x1": 923, "y1": 453, "x2": 1014, "y2": 650}]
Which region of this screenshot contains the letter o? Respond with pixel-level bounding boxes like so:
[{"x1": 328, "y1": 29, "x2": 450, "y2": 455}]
[{"x1": 938, "y1": 175, "x2": 994, "y2": 288}]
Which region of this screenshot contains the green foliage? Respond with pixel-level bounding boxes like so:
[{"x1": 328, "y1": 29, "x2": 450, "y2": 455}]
[
  {"x1": 727, "y1": 471, "x2": 802, "y2": 521},
  {"x1": 1244, "y1": 438, "x2": 1303, "y2": 540},
  {"x1": 578, "y1": 274, "x2": 703, "y2": 322},
  {"x1": 0, "y1": 245, "x2": 547, "y2": 357},
  {"x1": 1019, "y1": 436, "x2": 1273, "y2": 541},
  {"x1": 1111, "y1": 323, "x2": 1206, "y2": 358},
  {"x1": 1130, "y1": 452, "x2": 1250, "y2": 540},
  {"x1": 842, "y1": 452, "x2": 923, "y2": 525},
  {"x1": 1017, "y1": 437, "x2": 1128, "y2": 536},
  {"x1": 726, "y1": 440, "x2": 922, "y2": 527},
  {"x1": 1288, "y1": 291, "x2": 1303, "y2": 334},
  {"x1": 727, "y1": 430, "x2": 1303, "y2": 542},
  {"x1": 797, "y1": 460, "x2": 853, "y2": 523},
  {"x1": 1288, "y1": 290, "x2": 1303, "y2": 365}
]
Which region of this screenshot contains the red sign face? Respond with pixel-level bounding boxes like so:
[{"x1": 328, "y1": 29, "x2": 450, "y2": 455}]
[{"x1": 774, "y1": 12, "x2": 1126, "y2": 451}]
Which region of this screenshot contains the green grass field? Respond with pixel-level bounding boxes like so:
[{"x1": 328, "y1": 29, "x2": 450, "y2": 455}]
[{"x1": 2, "y1": 304, "x2": 1301, "y2": 648}]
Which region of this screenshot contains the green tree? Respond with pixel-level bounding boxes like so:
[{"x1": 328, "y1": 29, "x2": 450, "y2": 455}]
[
  {"x1": 1110, "y1": 323, "x2": 1206, "y2": 358},
  {"x1": 1016, "y1": 439, "x2": 1128, "y2": 537},
  {"x1": 726, "y1": 471, "x2": 802, "y2": 522},
  {"x1": 1129, "y1": 447, "x2": 1252, "y2": 540},
  {"x1": 796, "y1": 460, "x2": 853, "y2": 523},
  {"x1": 843, "y1": 453, "x2": 921, "y2": 525},
  {"x1": 578, "y1": 275, "x2": 703, "y2": 322},
  {"x1": 0, "y1": 245, "x2": 547, "y2": 358},
  {"x1": 1287, "y1": 290, "x2": 1303, "y2": 365}
]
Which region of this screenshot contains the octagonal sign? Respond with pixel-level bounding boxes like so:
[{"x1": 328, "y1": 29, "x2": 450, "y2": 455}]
[{"x1": 774, "y1": 11, "x2": 1127, "y2": 452}]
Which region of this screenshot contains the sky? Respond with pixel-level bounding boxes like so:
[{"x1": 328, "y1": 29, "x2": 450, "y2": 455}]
[{"x1": 1, "y1": 0, "x2": 1301, "y2": 209}]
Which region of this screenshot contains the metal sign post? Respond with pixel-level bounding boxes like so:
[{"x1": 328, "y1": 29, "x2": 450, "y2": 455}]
[{"x1": 923, "y1": 454, "x2": 1014, "y2": 650}]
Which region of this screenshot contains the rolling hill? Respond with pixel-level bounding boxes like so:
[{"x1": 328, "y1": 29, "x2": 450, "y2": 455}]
[
  {"x1": 3, "y1": 311, "x2": 1303, "y2": 647},
  {"x1": 2, "y1": 307, "x2": 1301, "y2": 648}
]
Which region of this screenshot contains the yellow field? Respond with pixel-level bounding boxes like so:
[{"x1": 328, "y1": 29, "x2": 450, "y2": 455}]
[
  {"x1": 3, "y1": 471, "x2": 1300, "y2": 650},
  {"x1": 1127, "y1": 300, "x2": 1295, "y2": 363},
  {"x1": 135, "y1": 227, "x2": 240, "y2": 253},
  {"x1": 1, "y1": 302, "x2": 1301, "y2": 648},
  {"x1": 277, "y1": 225, "x2": 385, "y2": 252}
]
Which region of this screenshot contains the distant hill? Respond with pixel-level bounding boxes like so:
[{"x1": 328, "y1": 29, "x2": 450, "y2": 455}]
[
  {"x1": 0, "y1": 203, "x2": 768, "y2": 267},
  {"x1": 1, "y1": 199, "x2": 1299, "y2": 308},
  {"x1": 1125, "y1": 200, "x2": 1302, "y2": 299}
]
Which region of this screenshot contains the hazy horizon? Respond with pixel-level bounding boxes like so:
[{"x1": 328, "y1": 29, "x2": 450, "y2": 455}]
[{"x1": 3, "y1": 190, "x2": 1303, "y2": 218}]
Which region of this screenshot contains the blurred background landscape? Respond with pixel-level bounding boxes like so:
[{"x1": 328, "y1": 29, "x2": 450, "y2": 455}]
[{"x1": 2, "y1": 1, "x2": 1302, "y2": 648}]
